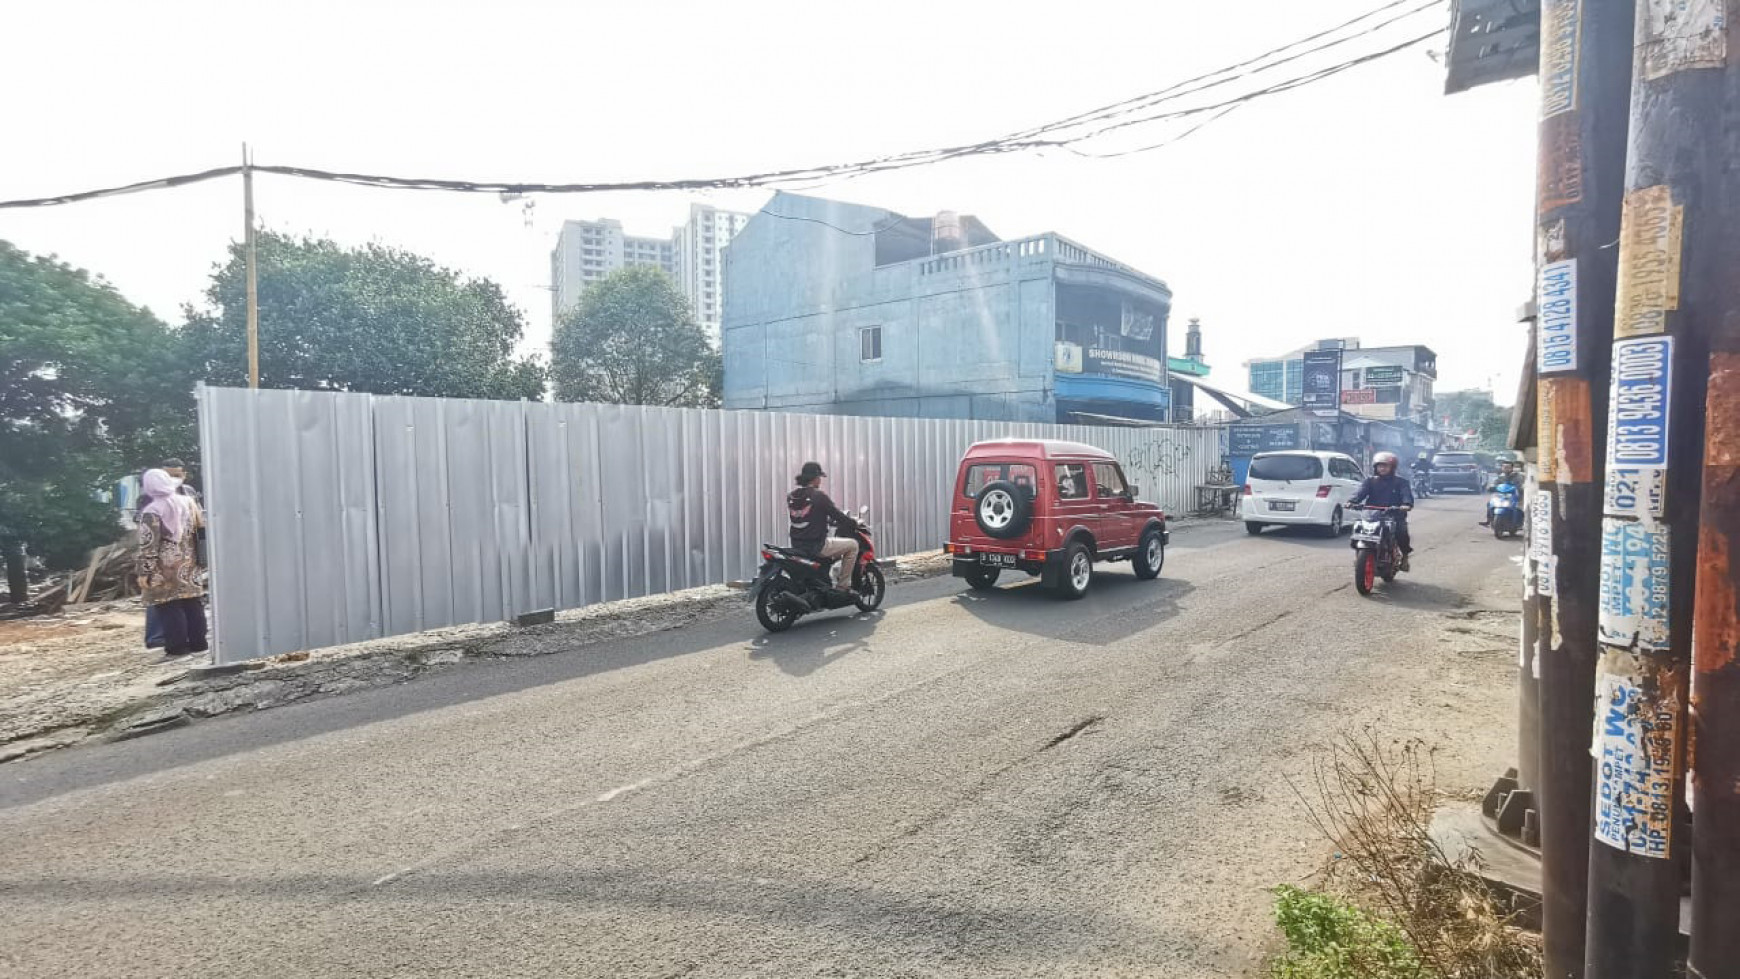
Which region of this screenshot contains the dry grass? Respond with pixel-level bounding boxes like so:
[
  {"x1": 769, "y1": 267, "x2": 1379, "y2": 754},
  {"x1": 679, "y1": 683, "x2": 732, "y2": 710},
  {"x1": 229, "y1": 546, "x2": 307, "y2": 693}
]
[{"x1": 1279, "y1": 730, "x2": 1540, "y2": 979}]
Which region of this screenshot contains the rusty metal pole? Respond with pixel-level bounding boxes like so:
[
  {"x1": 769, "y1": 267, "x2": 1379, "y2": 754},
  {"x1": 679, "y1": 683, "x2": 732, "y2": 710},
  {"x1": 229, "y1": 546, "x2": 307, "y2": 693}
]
[
  {"x1": 1584, "y1": 2, "x2": 1729, "y2": 975},
  {"x1": 1531, "y1": 3, "x2": 1634, "y2": 976},
  {"x1": 1687, "y1": 6, "x2": 1740, "y2": 975}
]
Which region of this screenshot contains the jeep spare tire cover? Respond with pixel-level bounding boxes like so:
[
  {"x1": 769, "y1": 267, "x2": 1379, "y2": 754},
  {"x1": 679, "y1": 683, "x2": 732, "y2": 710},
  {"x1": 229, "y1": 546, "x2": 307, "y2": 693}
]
[{"x1": 975, "y1": 480, "x2": 1032, "y2": 539}]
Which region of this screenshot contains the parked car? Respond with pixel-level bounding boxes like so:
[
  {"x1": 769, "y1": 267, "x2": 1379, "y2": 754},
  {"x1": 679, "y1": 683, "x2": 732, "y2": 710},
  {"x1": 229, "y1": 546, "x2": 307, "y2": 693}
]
[
  {"x1": 1240, "y1": 450, "x2": 1365, "y2": 537},
  {"x1": 1429, "y1": 451, "x2": 1487, "y2": 493},
  {"x1": 945, "y1": 439, "x2": 1169, "y2": 600}
]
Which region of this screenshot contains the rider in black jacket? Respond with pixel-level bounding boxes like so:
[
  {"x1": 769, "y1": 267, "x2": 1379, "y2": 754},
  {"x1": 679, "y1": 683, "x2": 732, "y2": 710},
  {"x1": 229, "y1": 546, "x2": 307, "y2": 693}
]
[
  {"x1": 1351, "y1": 451, "x2": 1416, "y2": 569},
  {"x1": 787, "y1": 461, "x2": 857, "y2": 592}
]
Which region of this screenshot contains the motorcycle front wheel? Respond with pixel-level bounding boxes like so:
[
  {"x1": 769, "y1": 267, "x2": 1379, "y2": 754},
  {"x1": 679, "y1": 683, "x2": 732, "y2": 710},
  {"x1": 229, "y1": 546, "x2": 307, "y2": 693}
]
[
  {"x1": 755, "y1": 580, "x2": 801, "y2": 632},
  {"x1": 854, "y1": 563, "x2": 887, "y2": 612},
  {"x1": 1354, "y1": 549, "x2": 1377, "y2": 596}
]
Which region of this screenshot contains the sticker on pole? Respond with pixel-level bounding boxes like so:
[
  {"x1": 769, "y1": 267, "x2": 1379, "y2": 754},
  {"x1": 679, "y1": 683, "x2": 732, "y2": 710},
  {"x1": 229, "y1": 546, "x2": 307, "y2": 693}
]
[
  {"x1": 1615, "y1": 186, "x2": 1684, "y2": 338},
  {"x1": 1604, "y1": 467, "x2": 1667, "y2": 520},
  {"x1": 1537, "y1": 259, "x2": 1578, "y2": 374},
  {"x1": 1529, "y1": 493, "x2": 1553, "y2": 562},
  {"x1": 1540, "y1": 0, "x2": 1582, "y2": 117},
  {"x1": 1640, "y1": 0, "x2": 1727, "y2": 80},
  {"x1": 1593, "y1": 672, "x2": 1678, "y2": 858},
  {"x1": 1598, "y1": 519, "x2": 1671, "y2": 650},
  {"x1": 1607, "y1": 336, "x2": 1673, "y2": 470}
]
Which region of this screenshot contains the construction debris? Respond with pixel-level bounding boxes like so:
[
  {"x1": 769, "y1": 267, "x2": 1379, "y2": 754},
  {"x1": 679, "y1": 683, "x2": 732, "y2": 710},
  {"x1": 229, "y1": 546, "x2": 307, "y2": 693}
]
[{"x1": 2, "y1": 539, "x2": 138, "y2": 619}]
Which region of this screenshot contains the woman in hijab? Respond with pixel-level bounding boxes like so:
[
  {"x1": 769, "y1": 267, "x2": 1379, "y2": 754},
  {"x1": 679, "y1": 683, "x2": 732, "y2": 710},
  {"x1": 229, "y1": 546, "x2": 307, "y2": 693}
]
[{"x1": 135, "y1": 468, "x2": 208, "y2": 656}]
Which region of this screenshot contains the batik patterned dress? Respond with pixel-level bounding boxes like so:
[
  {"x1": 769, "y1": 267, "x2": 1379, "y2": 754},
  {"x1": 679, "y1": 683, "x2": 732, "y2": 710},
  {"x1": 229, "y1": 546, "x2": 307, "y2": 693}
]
[{"x1": 136, "y1": 507, "x2": 205, "y2": 606}]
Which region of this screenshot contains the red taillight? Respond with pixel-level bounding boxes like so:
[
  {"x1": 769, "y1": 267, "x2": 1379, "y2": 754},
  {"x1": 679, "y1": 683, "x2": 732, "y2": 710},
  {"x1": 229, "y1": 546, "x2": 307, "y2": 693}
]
[
  {"x1": 1316, "y1": 485, "x2": 1332, "y2": 499},
  {"x1": 1243, "y1": 484, "x2": 1253, "y2": 496},
  {"x1": 760, "y1": 550, "x2": 774, "y2": 561}
]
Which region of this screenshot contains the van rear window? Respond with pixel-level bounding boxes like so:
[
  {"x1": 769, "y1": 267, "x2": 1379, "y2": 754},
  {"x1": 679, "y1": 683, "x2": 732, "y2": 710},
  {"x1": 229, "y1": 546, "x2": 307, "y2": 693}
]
[
  {"x1": 964, "y1": 463, "x2": 1039, "y2": 497},
  {"x1": 1249, "y1": 455, "x2": 1322, "y2": 481}
]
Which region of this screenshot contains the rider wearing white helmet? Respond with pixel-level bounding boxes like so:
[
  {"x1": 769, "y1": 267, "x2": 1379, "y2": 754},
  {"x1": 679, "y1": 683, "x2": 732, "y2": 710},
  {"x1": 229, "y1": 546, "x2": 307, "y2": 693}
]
[{"x1": 1351, "y1": 450, "x2": 1416, "y2": 568}]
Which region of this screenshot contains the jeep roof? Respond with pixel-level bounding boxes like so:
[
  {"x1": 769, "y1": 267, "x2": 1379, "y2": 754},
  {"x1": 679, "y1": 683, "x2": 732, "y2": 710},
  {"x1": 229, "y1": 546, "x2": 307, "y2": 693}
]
[{"x1": 961, "y1": 439, "x2": 1115, "y2": 462}]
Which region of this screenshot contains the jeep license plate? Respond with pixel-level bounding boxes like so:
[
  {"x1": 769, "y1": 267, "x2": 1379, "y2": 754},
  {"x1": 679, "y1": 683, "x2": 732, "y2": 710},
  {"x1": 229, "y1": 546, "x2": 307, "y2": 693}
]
[
  {"x1": 980, "y1": 553, "x2": 1017, "y2": 568},
  {"x1": 1269, "y1": 501, "x2": 1296, "y2": 512}
]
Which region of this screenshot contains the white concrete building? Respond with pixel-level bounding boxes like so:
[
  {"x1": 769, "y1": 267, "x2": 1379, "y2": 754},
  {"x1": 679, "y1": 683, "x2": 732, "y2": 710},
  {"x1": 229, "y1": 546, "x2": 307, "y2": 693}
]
[
  {"x1": 673, "y1": 204, "x2": 752, "y2": 341},
  {"x1": 550, "y1": 205, "x2": 752, "y2": 340},
  {"x1": 550, "y1": 218, "x2": 676, "y2": 324}
]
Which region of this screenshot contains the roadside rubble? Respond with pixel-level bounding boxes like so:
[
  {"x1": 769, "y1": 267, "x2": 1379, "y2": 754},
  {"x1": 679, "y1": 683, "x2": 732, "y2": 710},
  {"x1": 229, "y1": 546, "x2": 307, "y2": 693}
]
[{"x1": 0, "y1": 550, "x2": 957, "y2": 764}]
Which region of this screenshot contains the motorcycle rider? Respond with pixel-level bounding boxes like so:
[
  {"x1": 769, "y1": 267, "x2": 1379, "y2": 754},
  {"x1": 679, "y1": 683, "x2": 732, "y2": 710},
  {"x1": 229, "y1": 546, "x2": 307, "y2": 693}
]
[
  {"x1": 1410, "y1": 451, "x2": 1433, "y2": 497},
  {"x1": 1481, "y1": 460, "x2": 1523, "y2": 527},
  {"x1": 1351, "y1": 451, "x2": 1415, "y2": 570},
  {"x1": 787, "y1": 461, "x2": 857, "y2": 593}
]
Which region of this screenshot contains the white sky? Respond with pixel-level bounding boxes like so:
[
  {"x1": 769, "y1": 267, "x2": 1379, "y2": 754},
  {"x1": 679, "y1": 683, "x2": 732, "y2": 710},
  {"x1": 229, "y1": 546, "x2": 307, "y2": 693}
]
[{"x1": 1, "y1": 0, "x2": 1536, "y2": 403}]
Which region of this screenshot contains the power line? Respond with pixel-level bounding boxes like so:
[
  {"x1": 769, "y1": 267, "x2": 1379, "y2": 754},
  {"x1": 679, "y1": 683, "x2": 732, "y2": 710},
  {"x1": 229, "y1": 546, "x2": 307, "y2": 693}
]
[{"x1": 0, "y1": 2, "x2": 1448, "y2": 211}]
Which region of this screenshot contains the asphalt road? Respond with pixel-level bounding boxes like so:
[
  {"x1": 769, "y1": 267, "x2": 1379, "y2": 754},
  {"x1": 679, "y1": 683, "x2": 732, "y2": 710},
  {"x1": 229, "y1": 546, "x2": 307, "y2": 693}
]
[{"x1": 0, "y1": 493, "x2": 1522, "y2": 978}]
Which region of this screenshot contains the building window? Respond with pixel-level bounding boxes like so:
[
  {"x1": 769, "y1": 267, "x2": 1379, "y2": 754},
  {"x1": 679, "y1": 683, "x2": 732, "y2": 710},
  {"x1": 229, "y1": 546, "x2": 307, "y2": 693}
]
[{"x1": 859, "y1": 326, "x2": 883, "y2": 363}]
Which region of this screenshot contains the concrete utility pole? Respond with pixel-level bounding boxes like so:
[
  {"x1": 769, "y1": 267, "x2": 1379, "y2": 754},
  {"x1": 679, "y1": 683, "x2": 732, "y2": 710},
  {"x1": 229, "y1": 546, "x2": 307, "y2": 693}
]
[
  {"x1": 1686, "y1": 5, "x2": 1740, "y2": 976},
  {"x1": 1584, "y1": 2, "x2": 1730, "y2": 975},
  {"x1": 1529, "y1": 3, "x2": 1633, "y2": 976}
]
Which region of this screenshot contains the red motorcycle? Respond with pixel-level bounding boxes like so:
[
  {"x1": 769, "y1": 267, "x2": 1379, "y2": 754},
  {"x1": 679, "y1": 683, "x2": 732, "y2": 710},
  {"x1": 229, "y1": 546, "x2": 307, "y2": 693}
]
[
  {"x1": 1349, "y1": 505, "x2": 1406, "y2": 596},
  {"x1": 750, "y1": 505, "x2": 886, "y2": 632}
]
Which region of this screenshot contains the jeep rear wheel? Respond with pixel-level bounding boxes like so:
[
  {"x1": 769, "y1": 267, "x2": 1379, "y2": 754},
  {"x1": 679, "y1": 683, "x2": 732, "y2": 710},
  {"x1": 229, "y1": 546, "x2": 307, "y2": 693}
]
[
  {"x1": 964, "y1": 567, "x2": 1001, "y2": 591},
  {"x1": 1132, "y1": 528, "x2": 1165, "y2": 580},
  {"x1": 1053, "y1": 541, "x2": 1093, "y2": 600}
]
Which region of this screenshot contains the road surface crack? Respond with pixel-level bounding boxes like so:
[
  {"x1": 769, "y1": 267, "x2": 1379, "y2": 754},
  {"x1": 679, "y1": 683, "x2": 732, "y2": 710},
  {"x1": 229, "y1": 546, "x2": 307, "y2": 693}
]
[{"x1": 1041, "y1": 715, "x2": 1104, "y2": 751}]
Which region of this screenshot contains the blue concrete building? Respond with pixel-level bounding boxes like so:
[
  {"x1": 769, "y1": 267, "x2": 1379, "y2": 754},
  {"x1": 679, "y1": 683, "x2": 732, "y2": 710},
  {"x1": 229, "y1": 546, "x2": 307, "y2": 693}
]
[{"x1": 722, "y1": 192, "x2": 1173, "y2": 423}]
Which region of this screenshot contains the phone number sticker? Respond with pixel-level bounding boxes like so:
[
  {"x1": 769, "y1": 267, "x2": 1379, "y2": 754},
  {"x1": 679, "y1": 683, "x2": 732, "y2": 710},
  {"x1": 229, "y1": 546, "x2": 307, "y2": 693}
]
[
  {"x1": 1598, "y1": 519, "x2": 1671, "y2": 650},
  {"x1": 1593, "y1": 671, "x2": 1678, "y2": 858},
  {"x1": 1607, "y1": 336, "x2": 1673, "y2": 470}
]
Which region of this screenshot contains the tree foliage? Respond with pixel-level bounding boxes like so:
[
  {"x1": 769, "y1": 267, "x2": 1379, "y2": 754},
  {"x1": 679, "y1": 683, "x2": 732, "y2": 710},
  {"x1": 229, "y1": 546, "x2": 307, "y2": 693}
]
[
  {"x1": 550, "y1": 266, "x2": 720, "y2": 407},
  {"x1": 1434, "y1": 389, "x2": 1513, "y2": 451},
  {"x1": 183, "y1": 232, "x2": 546, "y2": 400},
  {"x1": 0, "y1": 241, "x2": 194, "y2": 581}
]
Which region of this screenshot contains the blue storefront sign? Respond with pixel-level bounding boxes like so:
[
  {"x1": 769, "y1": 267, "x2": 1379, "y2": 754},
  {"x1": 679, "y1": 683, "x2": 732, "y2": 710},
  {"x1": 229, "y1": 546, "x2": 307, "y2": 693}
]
[
  {"x1": 1608, "y1": 336, "x2": 1673, "y2": 470},
  {"x1": 1301, "y1": 349, "x2": 1342, "y2": 415}
]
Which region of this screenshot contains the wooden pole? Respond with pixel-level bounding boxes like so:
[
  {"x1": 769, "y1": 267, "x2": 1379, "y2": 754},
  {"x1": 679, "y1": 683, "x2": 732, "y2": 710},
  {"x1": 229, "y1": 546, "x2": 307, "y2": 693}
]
[{"x1": 244, "y1": 143, "x2": 259, "y2": 389}]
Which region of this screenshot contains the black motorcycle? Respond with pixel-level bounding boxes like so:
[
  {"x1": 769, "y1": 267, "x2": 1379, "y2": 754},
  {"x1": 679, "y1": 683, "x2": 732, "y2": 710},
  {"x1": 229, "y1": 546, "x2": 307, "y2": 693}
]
[
  {"x1": 1349, "y1": 505, "x2": 1406, "y2": 596},
  {"x1": 1410, "y1": 469, "x2": 1433, "y2": 500},
  {"x1": 750, "y1": 506, "x2": 886, "y2": 632}
]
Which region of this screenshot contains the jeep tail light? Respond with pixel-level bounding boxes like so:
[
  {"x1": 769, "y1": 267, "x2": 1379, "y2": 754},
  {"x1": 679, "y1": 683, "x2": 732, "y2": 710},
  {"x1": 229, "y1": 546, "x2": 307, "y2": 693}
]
[
  {"x1": 1243, "y1": 484, "x2": 1253, "y2": 496},
  {"x1": 943, "y1": 543, "x2": 954, "y2": 554},
  {"x1": 1316, "y1": 485, "x2": 1331, "y2": 498}
]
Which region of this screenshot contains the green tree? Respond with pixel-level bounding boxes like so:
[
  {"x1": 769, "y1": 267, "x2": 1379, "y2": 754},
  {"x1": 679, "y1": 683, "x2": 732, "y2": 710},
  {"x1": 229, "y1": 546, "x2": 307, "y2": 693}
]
[
  {"x1": 184, "y1": 232, "x2": 546, "y2": 400},
  {"x1": 1435, "y1": 389, "x2": 1514, "y2": 450},
  {"x1": 550, "y1": 266, "x2": 720, "y2": 407},
  {"x1": 0, "y1": 241, "x2": 194, "y2": 601}
]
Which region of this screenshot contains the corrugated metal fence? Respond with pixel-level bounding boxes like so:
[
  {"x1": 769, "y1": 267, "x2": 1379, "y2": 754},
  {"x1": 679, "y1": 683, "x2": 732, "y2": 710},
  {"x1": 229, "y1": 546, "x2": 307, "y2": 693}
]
[{"x1": 197, "y1": 386, "x2": 1220, "y2": 663}]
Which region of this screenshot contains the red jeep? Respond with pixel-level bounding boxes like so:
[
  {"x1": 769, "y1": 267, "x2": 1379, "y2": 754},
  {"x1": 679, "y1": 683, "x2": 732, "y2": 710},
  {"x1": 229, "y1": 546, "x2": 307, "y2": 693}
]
[{"x1": 945, "y1": 439, "x2": 1169, "y2": 599}]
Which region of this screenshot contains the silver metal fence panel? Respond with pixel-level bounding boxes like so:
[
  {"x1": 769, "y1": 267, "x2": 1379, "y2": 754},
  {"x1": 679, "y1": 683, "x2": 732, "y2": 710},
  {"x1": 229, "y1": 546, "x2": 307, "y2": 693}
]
[
  {"x1": 203, "y1": 386, "x2": 1222, "y2": 662},
  {"x1": 200, "y1": 386, "x2": 380, "y2": 664}
]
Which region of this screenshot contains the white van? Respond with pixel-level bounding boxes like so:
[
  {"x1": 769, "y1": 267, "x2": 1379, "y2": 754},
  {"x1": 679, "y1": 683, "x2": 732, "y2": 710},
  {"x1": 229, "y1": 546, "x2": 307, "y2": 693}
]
[{"x1": 1241, "y1": 450, "x2": 1365, "y2": 537}]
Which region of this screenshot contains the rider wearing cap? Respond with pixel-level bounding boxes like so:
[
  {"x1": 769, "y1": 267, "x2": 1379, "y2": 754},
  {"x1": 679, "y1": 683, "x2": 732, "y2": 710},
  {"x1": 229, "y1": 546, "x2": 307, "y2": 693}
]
[
  {"x1": 787, "y1": 461, "x2": 857, "y2": 593},
  {"x1": 1350, "y1": 451, "x2": 1416, "y2": 569}
]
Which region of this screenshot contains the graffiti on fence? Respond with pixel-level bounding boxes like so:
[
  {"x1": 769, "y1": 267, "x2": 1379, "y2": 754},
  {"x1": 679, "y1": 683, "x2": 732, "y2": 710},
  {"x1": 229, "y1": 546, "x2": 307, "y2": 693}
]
[{"x1": 1124, "y1": 438, "x2": 1194, "y2": 485}]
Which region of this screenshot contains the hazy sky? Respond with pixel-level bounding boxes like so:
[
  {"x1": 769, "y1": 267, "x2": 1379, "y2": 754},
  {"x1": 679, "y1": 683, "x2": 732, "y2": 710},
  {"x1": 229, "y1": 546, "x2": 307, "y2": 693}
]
[{"x1": 2, "y1": 0, "x2": 1536, "y2": 402}]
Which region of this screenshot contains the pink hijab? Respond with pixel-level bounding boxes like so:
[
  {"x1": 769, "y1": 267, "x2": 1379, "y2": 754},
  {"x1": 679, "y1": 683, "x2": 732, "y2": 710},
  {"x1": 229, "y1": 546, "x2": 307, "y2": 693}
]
[{"x1": 142, "y1": 468, "x2": 195, "y2": 540}]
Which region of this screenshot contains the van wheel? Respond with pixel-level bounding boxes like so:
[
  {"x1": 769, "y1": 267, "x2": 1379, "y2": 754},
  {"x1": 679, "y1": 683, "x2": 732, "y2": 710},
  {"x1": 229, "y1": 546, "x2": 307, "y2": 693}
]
[
  {"x1": 964, "y1": 567, "x2": 1001, "y2": 591},
  {"x1": 1245, "y1": 522, "x2": 1265, "y2": 535},
  {"x1": 1322, "y1": 507, "x2": 1344, "y2": 538},
  {"x1": 1053, "y1": 542, "x2": 1093, "y2": 600},
  {"x1": 1132, "y1": 528, "x2": 1165, "y2": 580}
]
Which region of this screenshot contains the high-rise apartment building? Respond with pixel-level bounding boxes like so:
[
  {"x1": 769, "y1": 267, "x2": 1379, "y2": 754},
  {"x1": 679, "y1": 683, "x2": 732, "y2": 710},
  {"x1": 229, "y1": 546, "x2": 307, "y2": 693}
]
[
  {"x1": 549, "y1": 205, "x2": 752, "y2": 340},
  {"x1": 673, "y1": 204, "x2": 752, "y2": 341},
  {"x1": 550, "y1": 219, "x2": 676, "y2": 324}
]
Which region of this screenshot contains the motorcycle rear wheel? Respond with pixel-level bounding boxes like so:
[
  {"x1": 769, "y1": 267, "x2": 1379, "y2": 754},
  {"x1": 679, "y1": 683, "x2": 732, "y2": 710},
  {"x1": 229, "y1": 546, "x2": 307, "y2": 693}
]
[
  {"x1": 755, "y1": 581, "x2": 801, "y2": 632},
  {"x1": 854, "y1": 563, "x2": 887, "y2": 612}
]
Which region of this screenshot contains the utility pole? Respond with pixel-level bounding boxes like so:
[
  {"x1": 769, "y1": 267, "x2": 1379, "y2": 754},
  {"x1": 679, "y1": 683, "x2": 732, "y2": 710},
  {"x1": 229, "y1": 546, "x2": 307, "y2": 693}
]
[
  {"x1": 1530, "y1": 3, "x2": 1634, "y2": 976},
  {"x1": 243, "y1": 143, "x2": 260, "y2": 390},
  {"x1": 1584, "y1": 2, "x2": 1729, "y2": 975},
  {"x1": 1686, "y1": 6, "x2": 1740, "y2": 977}
]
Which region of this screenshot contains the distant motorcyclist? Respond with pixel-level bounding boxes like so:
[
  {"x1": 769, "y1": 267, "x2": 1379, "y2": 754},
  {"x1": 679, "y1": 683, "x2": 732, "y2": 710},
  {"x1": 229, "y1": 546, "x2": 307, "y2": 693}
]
[
  {"x1": 787, "y1": 461, "x2": 857, "y2": 593},
  {"x1": 1481, "y1": 461, "x2": 1523, "y2": 527},
  {"x1": 1351, "y1": 451, "x2": 1415, "y2": 570}
]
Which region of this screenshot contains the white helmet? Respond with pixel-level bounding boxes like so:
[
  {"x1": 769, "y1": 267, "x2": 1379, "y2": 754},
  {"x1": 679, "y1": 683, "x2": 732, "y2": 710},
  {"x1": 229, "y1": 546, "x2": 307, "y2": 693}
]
[{"x1": 1372, "y1": 451, "x2": 1400, "y2": 470}]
